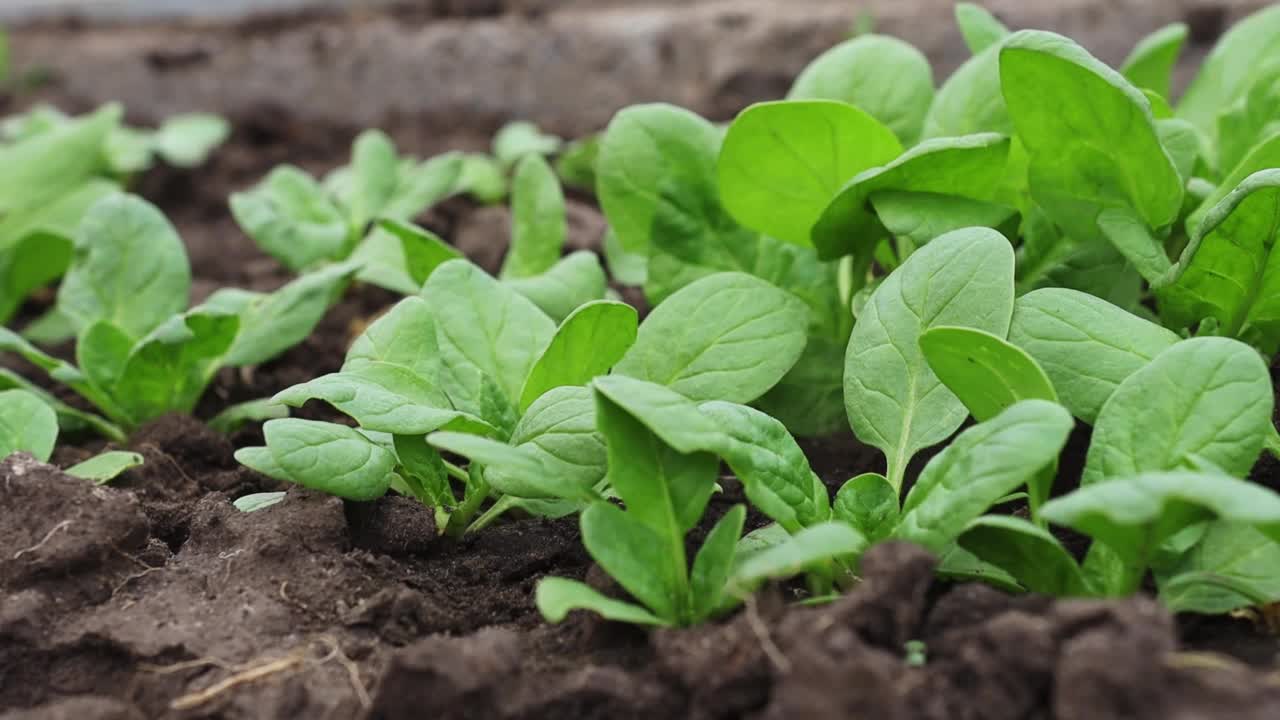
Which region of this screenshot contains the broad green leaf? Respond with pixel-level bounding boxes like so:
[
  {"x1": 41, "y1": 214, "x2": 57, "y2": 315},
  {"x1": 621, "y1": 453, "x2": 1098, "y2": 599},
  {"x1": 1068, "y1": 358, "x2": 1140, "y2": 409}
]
[
  {"x1": 456, "y1": 153, "x2": 506, "y2": 204},
  {"x1": 602, "y1": 227, "x2": 647, "y2": 286},
  {"x1": 381, "y1": 151, "x2": 463, "y2": 221},
  {"x1": 422, "y1": 259, "x2": 556, "y2": 404},
  {"x1": 503, "y1": 251, "x2": 608, "y2": 324},
  {"x1": 427, "y1": 431, "x2": 586, "y2": 500},
  {"x1": 614, "y1": 272, "x2": 807, "y2": 404},
  {"x1": 392, "y1": 433, "x2": 454, "y2": 508},
  {"x1": 690, "y1": 504, "x2": 746, "y2": 620},
  {"x1": 923, "y1": 42, "x2": 1011, "y2": 139},
  {"x1": 594, "y1": 380, "x2": 719, "y2": 540},
  {"x1": 508, "y1": 386, "x2": 607, "y2": 496},
  {"x1": 555, "y1": 133, "x2": 599, "y2": 191},
  {"x1": 729, "y1": 522, "x2": 867, "y2": 595},
  {"x1": 519, "y1": 301, "x2": 638, "y2": 411},
  {"x1": 153, "y1": 113, "x2": 229, "y2": 167},
  {"x1": 0, "y1": 329, "x2": 128, "y2": 429},
  {"x1": 844, "y1": 228, "x2": 1015, "y2": 491},
  {"x1": 275, "y1": 362, "x2": 491, "y2": 436},
  {"x1": 896, "y1": 400, "x2": 1073, "y2": 553},
  {"x1": 595, "y1": 104, "x2": 728, "y2": 259},
  {"x1": 111, "y1": 311, "x2": 240, "y2": 425},
  {"x1": 1155, "y1": 117, "x2": 1201, "y2": 183},
  {"x1": 1083, "y1": 337, "x2": 1272, "y2": 486},
  {"x1": 65, "y1": 451, "x2": 144, "y2": 485},
  {"x1": 1007, "y1": 288, "x2": 1179, "y2": 424},
  {"x1": 345, "y1": 296, "x2": 440, "y2": 379},
  {"x1": 920, "y1": 326, "x2": 1057, "y2": 422},
  {"x1": 1216, "y1": 65, "x2": 1280, "y2": 179},
  {"x1": 955, "y1": 3, "x2": 1010, "y2": 55},
  {"x1": 233, "y1": 491, "x2": 288, "y2": 513},
  {"x1": 1177, "y1": 5, "x2": 1280, "y2": 151},
  {"x1": 581, "y1": 500, "x2": 684, "y2": 622},
  {"x1": 1160, "y1": 170, "x2": 1280, "y2": 350},
  {"x1": 787, "y1": 34, "x2": 934, "y2": 145},
  {"x1": 833, "y1": 472, "x2": 898, "y2": 542},
  {"x1": 77, "y1": 321, "x2": 133, "y2": 395},
  {"x1": 0, "y1": 389, "x2": 58, "y2": 462},
  {"x1": 376, "y1": 218, "x2": 461, "y2": 287},
  {"x1": 1187, "y1": 131, "x2": 1280, "y2": 235},
  {"x1": 718, "y1": 100, "x2": 901, "y2": 246},
  {"x1": 1042, "y1": 471, "x2": 1280, "y2": 592},
  {"x1": 958, "y1": 515, "x2": 1090, "y2": 595},
  {"x1": 868, "y1": 190, "x2": 1018, "y2": 248},
  {"x1": 348, "y1": 129, "x2": 399, "y2": 228},
  {"x1": 105, "y1": 126, "x2": 152, "y2": 175},
  {"x1": 1157, "y1": 521, "x2": 1280, "y2": 614},
  {"x1": 57, "y1": 194, "x2": 191, "y2": 340},
  {"x1": 1000, "y1": 31, "x2": 1183, "y2": 272},
  {"x1": 1120, "y1": 23, "x2": 1188, "y2": 99},
  {"x1": 501, "y1": 154, "x2": 565, "y2": 279},
  {"x1": 0, "y1": 368, "x2": 123, "y2": 441},
  {"x1": 492, "y1": 121, "x2": 561, "y2": 169},
  {"x1": 0, "y1": 103, "x2": 117, "y2": 212},
  {"x1": 0, "y1": 178, "x2": 118, "y2": 324},
  {"x1": 263, "y1": 418, "x2": 395, "y2": 501},
  {"x1": 536, "y1": 576, "x2": 667, "y2": 626},
  {"x1": 230, "y1": 166, "x2": 348, "y2": 271},
  {"x1": 591, "y1": 375, "x2": 725, "y2": 454},
  {"x1": 234, "y1": 445, "x2": 293, "y2": 483},
  {"x1": 812, "y1": 133, "x2": 1012, "y2": 260},
  {"x1": 697, "y1": 400, "x2": 830, "y2": 532},
  {"x1": 204, "y1": 261, "x2": 358, "y2": 367},
  {"x1": 207, "y1": 398, "x2": 289, "y2": 434}
]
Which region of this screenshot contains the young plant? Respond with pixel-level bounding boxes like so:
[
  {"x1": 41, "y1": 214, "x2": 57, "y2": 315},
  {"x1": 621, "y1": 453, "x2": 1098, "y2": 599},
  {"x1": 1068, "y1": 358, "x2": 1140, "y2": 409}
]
[
  {"x1": 236, "y1": 258, "x2": 809, "y2": 537},
  {"x1": 0, "y1": 194, "x2": 356, "y2": 438},
  {"x1": 455, "y1": 120, "x2": 563, "y2": 204},
  {"x1": 0, "y1": 388, "x2": 143, "y2": 483}
]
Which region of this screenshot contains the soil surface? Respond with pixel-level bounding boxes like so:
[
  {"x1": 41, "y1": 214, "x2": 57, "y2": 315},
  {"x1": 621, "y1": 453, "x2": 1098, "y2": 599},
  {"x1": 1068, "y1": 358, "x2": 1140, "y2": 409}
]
[{"x1": 3, "y1": 7, "x2": 1280, "y2": 719}]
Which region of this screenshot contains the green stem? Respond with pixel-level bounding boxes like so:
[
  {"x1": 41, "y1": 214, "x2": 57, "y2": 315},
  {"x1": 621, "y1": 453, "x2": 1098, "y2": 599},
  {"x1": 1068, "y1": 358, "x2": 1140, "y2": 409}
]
[
  {"x1": 445, "y1": 464, "x2": 490, "y2": 539},
  {"x1": 443, "y1": 460, "x2": 470, "y2": 484},
  {"x1": 1265, "y1": 424, "x2": 1280, "y2": 461}
]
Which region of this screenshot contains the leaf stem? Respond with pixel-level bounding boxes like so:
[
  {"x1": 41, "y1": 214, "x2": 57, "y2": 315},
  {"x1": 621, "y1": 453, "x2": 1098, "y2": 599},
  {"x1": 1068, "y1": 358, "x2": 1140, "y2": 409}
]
[{"x1": 443, "y1": 459, "x2": 470, "y2": 484}]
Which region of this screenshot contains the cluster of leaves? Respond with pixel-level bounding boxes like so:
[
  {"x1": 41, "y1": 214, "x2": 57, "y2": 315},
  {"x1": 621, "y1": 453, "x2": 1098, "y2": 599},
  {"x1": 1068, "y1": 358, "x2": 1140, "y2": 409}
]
[
  {"x1": 0, "y1": 103, "x2": 228, "y2": 328},
  {"x1": 0, "y1": 388, "x2": 143, "y2": 483},
  {"x1": 0, "y1": 194, "x2": 356, "y2": 439}
]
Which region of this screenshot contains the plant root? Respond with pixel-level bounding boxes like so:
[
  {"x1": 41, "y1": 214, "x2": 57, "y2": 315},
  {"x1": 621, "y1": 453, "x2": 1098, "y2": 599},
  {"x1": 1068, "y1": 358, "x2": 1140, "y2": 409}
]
[{"x1": 13, "y1": 519, "x2": 73, "y2": 560}]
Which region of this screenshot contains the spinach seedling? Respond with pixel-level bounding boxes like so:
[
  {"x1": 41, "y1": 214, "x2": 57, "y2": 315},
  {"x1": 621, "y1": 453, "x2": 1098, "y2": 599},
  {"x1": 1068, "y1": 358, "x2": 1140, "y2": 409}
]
[
  {"x1": 0, "y1": 194, "x2": 357, "y2": 437},
  {"x1": 0, "y1": 388, "x2": 143, "y2": 484}
]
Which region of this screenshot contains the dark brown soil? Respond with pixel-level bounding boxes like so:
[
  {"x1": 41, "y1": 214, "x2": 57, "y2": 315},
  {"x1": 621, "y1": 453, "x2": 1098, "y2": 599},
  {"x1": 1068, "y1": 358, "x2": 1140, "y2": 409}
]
[{"x1": 3, "y1": 15, "x2": 1280, "y2": 719}]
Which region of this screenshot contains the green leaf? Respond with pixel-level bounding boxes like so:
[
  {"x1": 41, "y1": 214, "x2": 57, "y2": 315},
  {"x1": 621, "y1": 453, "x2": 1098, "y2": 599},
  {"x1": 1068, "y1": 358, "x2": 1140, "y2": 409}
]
[
  {"x1": 0, "y1": 103, "x2": 117, "y2": 213},
  {"x1": 230, "y1": 166, "x2": 349, "y2": 271},
  {"x1": 1160, "y1": 170, "x2": 1280, "y2": 349},
  {"x1": 1000, "y1": 31, "x2": 1183, "y2": 272},
  {"x1": 501, "y1": 154, "x2": 566, "y2": 279},
  {"x1": 348, "y1": 129, "x2": 399, "y2": 229},
  {"x1": 536, "y1": 576, "x2": 668, "y2": 626},
  {"x1": 868, "y1": 190, "x2": 1018, "y2": 249},
  {"x1": 57, "y1": 194, "x2": 191, "y2": 340},
  {"x1": 1215, "y1": 65, "x2": 1280, "y2": 178},
  {"x1": 234, "y1": 445, "x2": 293, "y2": 483},
  {"x1": 391, "y1": 433, "x2": 454, "y2": 508},
  {"x1": 896, "y1": 400, "x2": 1074, "y2": 553},
  {"x1": 207, "y1": 261, "x2": 358, "y2": 367},
  {"x1": 1119, "y1": 23, "x2": 1187, "y2": 99},
  {"x1": 555, "y1": 133, "x2": 599, "y2": 191},
  {"x1": 718, "y1": 100, "x2": 901, "y2": 246},
  {"x1": 729, "y1": 522, "x2": 867, "y2": 596},
  {"x1": 153, "y1": 113, "x2": 229, "y2": 168},
  {"x1": 591, "y1": 375, "x2": 725, "y2": 454},
  {"x1": 1187, "y1": 131, "x2": 1280, "y2": 235},
  {"x1": 923, "y1": 42, "x2": 1011, "y2": 139},
  {"x1": 375, "y1": 218, "x2": 462, "y2": 287},
  {"x1": 427, "y1": 431, "x2": 585, "y2": 500},
  {"x1": 594, "y1": 382, "x2": 719, "y2": 539},
  {"x1": 457, "y1": 153, "x2": 506, "y2": 204},
  {"x1": 844, "y1": 227, "x2": 1015, "y2": 491},
  {"x1": 919, "y1": 326, "x2": 1057, "y2": 422},
  {"x1": 1177, "y1": 5, "x2": 1280, "y2": 154},
  {"x1": 958, "y1": 515, "x2": 1091, "y2": 595},
  {"x1": 690, "y1": 504, "x2": 746, "y2": 620},
  {"x1": 754, "y1": 335, "x2": 848, "y2": 438},
  {"x1": 1007, "y1": 288, "x2": 1179, "y2": 424},
  {"x1": 77, "y1": 320, "x2": 133, "y2": 395},
  {"x1": 0, "y1": 178, "x2": 119, "y2": 324},
  {"x1": 275, "y1": 362, "x2": 491, "y2": 436},
  {"x1": 602, "y1": 227, "x2": 647, "y2": 287},
  {"x1": 833, "y1": 472, "x2": 898, "y2": 542},
  {"x1": 787, "y1": 35, "x2": 934, "y2": 145},
  {"x1": 614, "y1": 272, "x2": 808, "y2": 404},
  {"x1": 345, "y1": 296, "x2": 440, "y2": 378},
  {"x1": 697, "y1": 400, "x2": 830, "y2": 532},
  {"x1": 493, "y1": 121, "x2": 561, "y2": 169},
  {"x1": 263, "y1": 419, "x2": 395, "y2": 501},
  {"x1": 1083, "y1": 337, "x2": 1273, "y2": 485},
  {"x1": 0, "y1": 368, "x2": 123, "y2": 441},
  {"x1": 110, "y1": 311, "x2": 239, "y2": 426},
  {"x1": 207, "y1": 398, "x2": 289, "y2": 434},
  {"x1": 503, "y1": 251, "x2": 608, "y2": 324},
  {"x1": 812, "y1": 133, "x2": 1012, "y2": 260},
  {"x1": 382, "y1": 151, "x2": 463, "y2": 221},
  {"x1": 1157, "y1": 521, "x2": 1280, "y2": 614},
  {"x1": 233, "y1": 491, "x2": 288, "y2": 513},
  {"x1": 105, "y1": 126, "x2": 153, "y2": 175},
  {"x1": 595, "y1": 103, "x2": 727, "y2": 260},
  {"x1": 581, "y1": 500, "x2": 685, "y2": 623},
  {"x1": 1042, "y1": 471, "x2": 1280, "y2": 593},
  {"x1": 422, "y1": 259, "x2": 556, "y2": 404},
  {"x1": 519, "y1": 300, "x2": 638, "y2": 411},
  {"x1": 954, "y1": 3, "x2": 1010, "y2": 55},
  {"x1": 0, "y1": 389, "x2": 58, "y2": 462},
  {"x1": 65, "y1": 451, "x2": 144, "y2": 485},
  {"x1": 508, "y1": 386, "x2": 607, "y2": 497}
]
